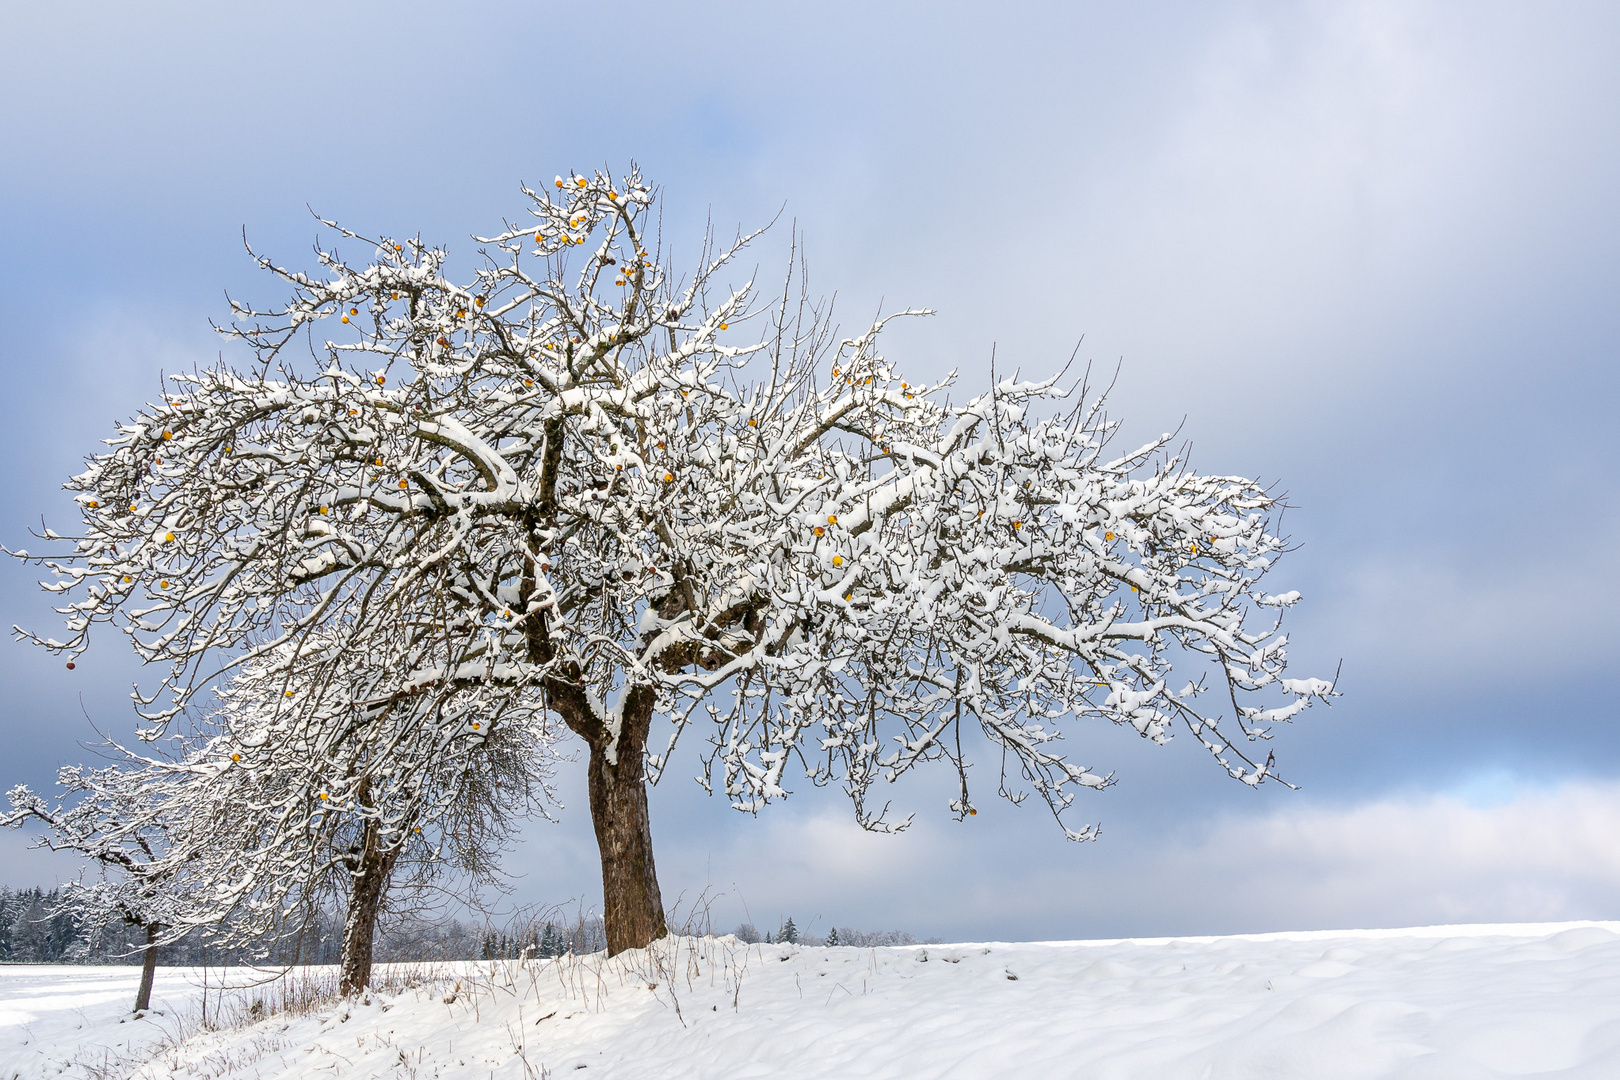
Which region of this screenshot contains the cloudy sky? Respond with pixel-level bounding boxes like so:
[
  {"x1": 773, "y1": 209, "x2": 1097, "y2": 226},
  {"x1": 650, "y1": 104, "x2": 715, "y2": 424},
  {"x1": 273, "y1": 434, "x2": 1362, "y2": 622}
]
[{"x1": 2, "y1": 0, "x2": 1617, "y2": 942}]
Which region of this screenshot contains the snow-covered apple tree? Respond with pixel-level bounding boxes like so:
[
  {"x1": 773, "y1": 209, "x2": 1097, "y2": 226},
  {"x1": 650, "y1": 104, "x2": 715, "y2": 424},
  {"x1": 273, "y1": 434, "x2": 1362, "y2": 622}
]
[
  {"x1": 15, "y1": 165, "x2": 1333, "y2": 957},
  {"x1": 7, "y1": 645, "x2": 553, "y2": 995},
  {"x1": 5, "y1": 764, "x2": 188, "y2": 1011},
  {"x1": 196, "y1": 634, "x2": 556, "y2": 993}
]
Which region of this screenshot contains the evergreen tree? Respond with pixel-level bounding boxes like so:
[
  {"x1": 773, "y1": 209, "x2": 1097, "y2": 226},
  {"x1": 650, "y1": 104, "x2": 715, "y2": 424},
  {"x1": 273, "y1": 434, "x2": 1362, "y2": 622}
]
[
  {"x1": 11, "y1": 890, "x2": 53, "y2": 961},
  {"x1": 825, "y1": 925, "x2": 840, "y2": 947},
  {"x1": 47, "y1": 899, "x2": 79, "y2": 961},
  {"x1": 0, "y1": 887, "x2": 13, "y2": 961},
  {"x1": 779, "y1": 917, "x2": 799, "y2": 945}
]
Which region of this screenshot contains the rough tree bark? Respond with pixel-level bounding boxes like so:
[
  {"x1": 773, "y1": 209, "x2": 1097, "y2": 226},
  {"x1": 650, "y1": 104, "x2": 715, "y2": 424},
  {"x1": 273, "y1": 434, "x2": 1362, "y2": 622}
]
[
  {"x1": 133, "y1": 922, "x2": 159, "y2": 1012},
  {"x1": 541, "y1": 659, "x2": 668, "y2": 955},
  {"x1": 585, "y1": 685, "x2": 667, "y2": 955},
  {"x1": 338, "y1": 810, "x2": 400, "y2": 995}
]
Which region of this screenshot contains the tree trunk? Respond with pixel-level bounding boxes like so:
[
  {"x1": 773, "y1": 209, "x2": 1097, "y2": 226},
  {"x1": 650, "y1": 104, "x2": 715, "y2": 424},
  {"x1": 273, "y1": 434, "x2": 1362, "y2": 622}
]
[
  {"x1": 339, "y1": 816, "x2": 396, "y2": 995},
  {"x1": 133, "y1": 923, "x2": 159, "y2": 1012},
  {"x1": 587, "y1": 687, "x2": 667, "y2": 956}
]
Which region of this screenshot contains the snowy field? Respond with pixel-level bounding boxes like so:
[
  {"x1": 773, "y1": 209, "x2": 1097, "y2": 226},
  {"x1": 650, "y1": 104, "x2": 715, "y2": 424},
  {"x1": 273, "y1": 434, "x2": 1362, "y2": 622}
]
[{"x1": 4, "y1": 921, "x2": 1620, "y2": 1079}]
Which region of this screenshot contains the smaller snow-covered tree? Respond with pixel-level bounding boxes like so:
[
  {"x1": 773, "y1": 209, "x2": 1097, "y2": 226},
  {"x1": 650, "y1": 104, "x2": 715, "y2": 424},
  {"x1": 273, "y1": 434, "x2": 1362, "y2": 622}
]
[
  {"x1": 153, "y1": 639, "x2": 557, "y2": 993},
  {"x1": 223, "y1": 638, "x2": 554, "y2": 992},
  {"x1": 779, "y1": 916, "x2": 799, "y2": 945},
  {"x1": 825, "y1": 925, "x2": 840, "y2": 947},
  {"x1": 6, "y1": 763, "x2": 201, "y2": 1010},
  {"x1": 7, "y1": 636, "x2": 556, "y2": 994}
]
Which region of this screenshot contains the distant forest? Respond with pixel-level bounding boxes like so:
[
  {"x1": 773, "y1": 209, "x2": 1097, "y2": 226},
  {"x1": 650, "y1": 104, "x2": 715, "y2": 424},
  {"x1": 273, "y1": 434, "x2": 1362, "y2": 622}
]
[
  {"x1": 0, "y1": 887, "x2": 931, "y2": 965},
  {"x1": 0, "y1": 887, "x2": 601, "y2": 966}
]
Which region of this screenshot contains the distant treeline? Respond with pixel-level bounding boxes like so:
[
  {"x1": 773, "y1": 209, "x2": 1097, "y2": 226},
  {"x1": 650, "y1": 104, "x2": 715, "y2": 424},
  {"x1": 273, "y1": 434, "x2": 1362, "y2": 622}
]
[
  {"x1": 734, "y1": 918, "x2": 937, "y2": 948},
  {"x1": 0, "y1": 887, "x2": 201, "y2": 965},
  {"x1": 0, "y1": 887, "x2": 606, "y2": 966},
  {"x1": 0, "y1": 887, "x2": 928, "y2": 965}
]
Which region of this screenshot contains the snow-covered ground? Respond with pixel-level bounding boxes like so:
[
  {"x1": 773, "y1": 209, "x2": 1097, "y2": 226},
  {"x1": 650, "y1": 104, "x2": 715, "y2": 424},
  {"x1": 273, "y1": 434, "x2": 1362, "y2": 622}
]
[
  {"x1": 5, "y1": 921, "x2": 1620, "y2": 1078},
  {"x1": 0, "y1": 962, "x2": 210, "y2": 1078}
]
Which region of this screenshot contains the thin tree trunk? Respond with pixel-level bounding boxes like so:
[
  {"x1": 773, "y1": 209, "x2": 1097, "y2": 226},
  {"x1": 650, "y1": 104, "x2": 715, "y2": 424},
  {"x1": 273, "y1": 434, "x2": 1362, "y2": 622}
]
[
  {"x1": 339, "y1": 816, "x2": 396, "y2": 995},
  {"x1": 588, "y1": 686, "x2": 667, "y2": 956},
  {"x1": 133, "y1": 923, "x2": 159, "y2": 1012}
]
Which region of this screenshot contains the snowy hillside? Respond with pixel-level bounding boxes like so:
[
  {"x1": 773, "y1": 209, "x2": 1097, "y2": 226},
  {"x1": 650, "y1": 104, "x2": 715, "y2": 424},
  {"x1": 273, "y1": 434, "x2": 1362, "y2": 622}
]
[{"x1": 5, "y1": 922, "x2": 1620, "y2": 1079}]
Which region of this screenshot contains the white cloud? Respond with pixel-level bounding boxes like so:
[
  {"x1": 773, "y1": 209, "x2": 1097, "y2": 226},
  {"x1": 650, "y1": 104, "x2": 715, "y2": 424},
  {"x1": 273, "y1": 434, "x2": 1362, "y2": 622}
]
[
  {"x1": 1175, "y1": 778, "x2": 1620, "y2": 928},
  {"x1": 628, "y1": 776, "x2": 1620, "y2": 940}
]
